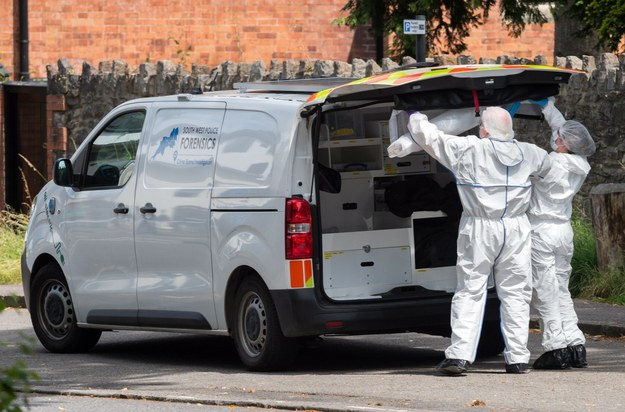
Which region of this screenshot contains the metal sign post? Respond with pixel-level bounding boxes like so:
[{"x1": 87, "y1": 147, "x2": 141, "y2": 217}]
[{"x1": 403, "y1": 15, "x2": 426, "y2": 62}]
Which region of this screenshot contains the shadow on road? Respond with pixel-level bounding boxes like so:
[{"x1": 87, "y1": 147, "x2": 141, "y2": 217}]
[{"x1": 64, "y1": 331, "x2": 457, "y2": 375}]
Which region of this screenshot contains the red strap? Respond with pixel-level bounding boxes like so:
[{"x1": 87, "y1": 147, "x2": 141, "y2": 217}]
[{"x1": 471, "y1": 90, "x2": 480, "y2": 117}]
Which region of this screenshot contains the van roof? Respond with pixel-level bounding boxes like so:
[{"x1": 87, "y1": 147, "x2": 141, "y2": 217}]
[
  {"x1": 118, "y1": 89, "x2": 314, "y2": 107},
  {"x1": 233, "y1": 78, "x2": 356, "y2": 94}
]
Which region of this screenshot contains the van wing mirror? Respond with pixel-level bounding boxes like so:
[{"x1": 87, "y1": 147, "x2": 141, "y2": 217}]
[{"x1": 53, "y1": 158, "x2": 74, "y2": 187}]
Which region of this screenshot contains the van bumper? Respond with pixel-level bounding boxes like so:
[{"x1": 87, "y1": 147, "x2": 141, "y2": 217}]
[{"x1": 271, "y1": 288, "x2": 501, "y2": 338}]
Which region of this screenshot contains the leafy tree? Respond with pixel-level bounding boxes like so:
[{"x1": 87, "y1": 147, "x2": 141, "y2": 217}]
[
  {"x1": 564, "y1": 0, "x2": 625, "y2": 52},
  {"x1": 336, "y1": 0, "x2": 552, "y2": 60}
]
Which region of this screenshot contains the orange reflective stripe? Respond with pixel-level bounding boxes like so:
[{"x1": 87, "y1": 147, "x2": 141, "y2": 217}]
[
  {"x1": 289, "y1": 259, "x2": 314, "y2": 288},
  {"x1": 289, "y1": 260, "x2": 304, "y2": 288}
]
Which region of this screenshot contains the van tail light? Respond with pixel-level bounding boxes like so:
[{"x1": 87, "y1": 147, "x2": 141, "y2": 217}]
[{"x1": 285, "y1": 198, "x2": 312, "y2": 259}]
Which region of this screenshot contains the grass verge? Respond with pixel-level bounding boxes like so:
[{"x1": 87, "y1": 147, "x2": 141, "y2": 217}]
[
  {"x1": 0, "y1": 210, "x2": 26, "y2": 285},
  {"x1": 570, "y1": 209, "x2": 625, "y2": 305}
]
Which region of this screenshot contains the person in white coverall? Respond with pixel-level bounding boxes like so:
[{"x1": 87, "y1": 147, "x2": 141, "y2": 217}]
[
  {"x1": 529, "y1": 98, "x2": 595, "y2": 369},
  {"x1": 392, "y1": 107, "x2": 552, "y2": 375}
]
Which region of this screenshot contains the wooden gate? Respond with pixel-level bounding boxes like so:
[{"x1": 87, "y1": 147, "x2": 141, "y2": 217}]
[{"x1": 2, "y1": 82, "x2": 48, "y2": 212}]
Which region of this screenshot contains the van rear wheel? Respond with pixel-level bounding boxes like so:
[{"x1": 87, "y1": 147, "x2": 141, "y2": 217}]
[
  {"x1": 30, "y1": 263, "x2": 101, "y2": 353},
  {"x1": 232, "y1": 276, "x2": 298, "y2": 371}
]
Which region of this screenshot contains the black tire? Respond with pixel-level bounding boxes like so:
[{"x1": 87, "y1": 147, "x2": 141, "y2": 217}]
[
  {"x1": 232, "y1": 276, "x2": 298, "y2": 371},
  {"x1": 30, "y1": 263, "x2": 101, "y2": 353},
  {"x1": 476, "y1": 322, "x2": 505, "y2": 358}
]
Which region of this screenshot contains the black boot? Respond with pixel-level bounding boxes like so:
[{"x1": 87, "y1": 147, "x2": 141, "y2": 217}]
[
  {"x1": 505, "y1": 363, "x2": 530, "y2": 374},
  {"x1": 569, "y1": 344, "x2": 588, "y2": 368},
  {"x1": 532, "y1": 348, "x2": 572, "y2": 369},
  {"x1": 436, "y1": 358, "x2": 469, "y2": 375}
]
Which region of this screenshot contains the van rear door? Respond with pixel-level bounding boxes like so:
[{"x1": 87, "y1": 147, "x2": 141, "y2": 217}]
[{"x1": 134, "y1": 101, "x2": 225, "y2": 330}]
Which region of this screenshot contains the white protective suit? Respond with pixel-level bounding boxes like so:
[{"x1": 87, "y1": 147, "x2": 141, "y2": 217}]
[
  {"x1": 528, "y1": 101, "x2": 593, "y2": 351},
  {"x1": 401, "y1": 108, "x2": 552, "y2": 365}
]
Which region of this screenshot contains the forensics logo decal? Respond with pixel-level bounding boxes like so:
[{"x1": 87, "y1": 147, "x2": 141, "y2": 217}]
[
  {"x1": 151, "y1": 127, "x2": 179, "y2": 160},
  {"x1": 43, "y1": 191, "x2": 64, "y2": 265},
  {"x1": 150, "y1": 126, "x2": 219, "y2": 166}
]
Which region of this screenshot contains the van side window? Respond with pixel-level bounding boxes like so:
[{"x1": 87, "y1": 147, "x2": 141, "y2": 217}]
[{"x1": 82, "y1": 111, "x2": 145, "y2": 189}]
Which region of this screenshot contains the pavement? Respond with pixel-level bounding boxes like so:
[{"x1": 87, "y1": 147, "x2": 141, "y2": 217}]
[{"x1": 2, "y1": 284, "x2": 625, "y2": 338}]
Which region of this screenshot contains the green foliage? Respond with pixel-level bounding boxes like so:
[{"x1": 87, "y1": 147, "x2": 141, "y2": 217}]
[
  {"x1": 565, "y1": 0, "x2": 625, "y2": 52},
  {"x1": 0, "y1": 358, "x2": 37, "y2": 412},
  {"x1": 336, "y1": 0, "x2": 551, "y2": 60},
  {"x1": 0, "y1": 304, "x2": 38, "y2": 412},
  {"x1": 569, "y1": 210, "x2": 598, "y2": 296},
  {"x1": 0, "y1": 56, "x2": 9, "y2": 82},
  {"x1": 580, "y1": 268, "x2": 625, "y2": 305},
  {"x1": 0, "y1": 211, "x2": 26, "y2": 285},
  {"x1": 168, "y1": 37, "x2": 193, "y2": 68},
  {"x1": 569, "y1": 209, "x2": 625, "y2": 304}
]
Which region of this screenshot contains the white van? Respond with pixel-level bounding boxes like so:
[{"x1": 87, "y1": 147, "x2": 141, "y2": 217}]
[{"x1": 22, "y1": 64, "x2": 575, "y2": 371}]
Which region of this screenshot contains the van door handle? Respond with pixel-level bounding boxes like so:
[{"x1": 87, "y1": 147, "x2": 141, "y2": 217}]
[
  {"x1": 113, "y1": 203, "x2": 129, "y2": 214},
  {"x1": 140, "y1": 203, "x2": 157, "y2": 214}
]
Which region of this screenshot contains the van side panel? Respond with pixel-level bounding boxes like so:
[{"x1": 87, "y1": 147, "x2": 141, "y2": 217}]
[
  {"x1": 134, "y1": 104, "x2": 226, "y2": 329},
  {"x1": 210, "y1": 197, "x2": 287, "y2": 329}
]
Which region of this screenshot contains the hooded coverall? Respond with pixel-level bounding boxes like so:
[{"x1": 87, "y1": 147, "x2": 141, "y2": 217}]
[
  {"x1": 408, "y1": 112, "x2": 552, "y2": 365},
  {"x1": 528, "y1": 104, "x2": 590, "y2": 351}
]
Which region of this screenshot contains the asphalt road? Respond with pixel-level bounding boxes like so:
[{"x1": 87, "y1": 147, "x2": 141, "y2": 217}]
[{"x1": 2, "y1": 307, "x2": 625, "y2": 412}]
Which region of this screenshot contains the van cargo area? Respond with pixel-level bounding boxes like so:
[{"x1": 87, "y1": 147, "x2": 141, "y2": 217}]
[{"x1": 316, "y1": 103, "x2": 478, "y2": 302}]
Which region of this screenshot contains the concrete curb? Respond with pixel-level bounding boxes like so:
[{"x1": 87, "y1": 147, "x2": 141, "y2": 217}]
[
  {"x1": 26, "y1": 388, "x2": 354, "y2": 412},
  {"x1": 0, "y1": 294, "x2": 26, "y2": 309},
  {"x1": 529, "y1": 318, "x2": 625, "y2": 339}
]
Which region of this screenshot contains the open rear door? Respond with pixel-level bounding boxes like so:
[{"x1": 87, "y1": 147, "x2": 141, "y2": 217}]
[{"x1": 302, "y1": 64, "x2": 579, "y2": 115}]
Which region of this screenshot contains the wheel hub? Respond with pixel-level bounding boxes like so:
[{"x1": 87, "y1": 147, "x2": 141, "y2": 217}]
[
  {"x1": 245, "y1": 306, "x2": 261, "y2": 340},
  {"x1": 45, "y1": 293, "x2": 65, "y2": 326},
  {"x1": 240, "y1": 293, "x2": 267, "y2": 356},
  {"x1": 41, "y1": 282, "x2": 74, "y2": 338}
]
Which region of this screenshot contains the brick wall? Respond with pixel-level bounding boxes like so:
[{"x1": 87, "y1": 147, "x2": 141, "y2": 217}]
[
  {"x1": 3, "y1": 0, "x2": 376, "y2": 79},
  {"x1": 0, "y1": 0, "x2": 558, "y2": 80},
  {"x1": 458, "y1": 12, "x2": 554, "y2": 60},
  {"x1": 0, "y1": 1, "x2": 15, "y2": 73}
]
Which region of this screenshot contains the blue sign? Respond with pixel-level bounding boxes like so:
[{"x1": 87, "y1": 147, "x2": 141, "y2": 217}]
[{"x1": 403, "y1": 19, "x2": 425, "y2": 35}]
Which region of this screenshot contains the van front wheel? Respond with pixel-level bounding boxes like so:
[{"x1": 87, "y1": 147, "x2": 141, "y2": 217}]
[
  {"x1": 232, "y1": 277, "x2": 298, "y2": 371},
  {"x1": 30, "y1": 263, "x2": 101, "y2": 353}
]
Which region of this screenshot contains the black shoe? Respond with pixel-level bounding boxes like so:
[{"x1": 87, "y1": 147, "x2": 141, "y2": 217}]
[
  {"x1": 532, "y1": 348, "x2": 572, "y2": 369},
  {"x1": 505, "y1": 363, "x2": 530, "y2": 374},
  {"x1": 569, "y1": 344, "x2": 588, "y2": 368},
  {"x1": 436, "y1": 358, "x2": 469, "y2": 375}
]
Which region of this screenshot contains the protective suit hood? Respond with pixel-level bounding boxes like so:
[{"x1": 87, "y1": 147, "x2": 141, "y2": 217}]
[{"x1": 489, "y1": 139, "x2": 524, "y2": 167}]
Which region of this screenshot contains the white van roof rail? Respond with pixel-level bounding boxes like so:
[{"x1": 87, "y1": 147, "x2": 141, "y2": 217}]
[{"x1": 234, "y1": 78, "x2": 356, "y2": 94}]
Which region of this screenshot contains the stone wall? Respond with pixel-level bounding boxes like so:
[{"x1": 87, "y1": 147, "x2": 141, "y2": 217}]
[{"x1": 46, "y1": 53, "x2": 625, "y2": 211}]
